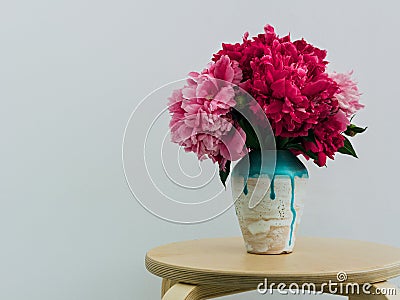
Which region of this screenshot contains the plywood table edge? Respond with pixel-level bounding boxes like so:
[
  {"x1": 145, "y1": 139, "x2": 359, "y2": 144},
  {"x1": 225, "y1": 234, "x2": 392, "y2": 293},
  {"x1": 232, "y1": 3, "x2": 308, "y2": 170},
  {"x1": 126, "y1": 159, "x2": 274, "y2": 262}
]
[{"x1": 146, "y1": 255, "x2": 400, "y2": 287}]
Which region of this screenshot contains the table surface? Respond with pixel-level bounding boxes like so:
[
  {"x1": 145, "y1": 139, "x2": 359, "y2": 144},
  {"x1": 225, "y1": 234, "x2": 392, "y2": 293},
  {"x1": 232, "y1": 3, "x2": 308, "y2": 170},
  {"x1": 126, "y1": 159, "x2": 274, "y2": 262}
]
[{"x1": 146, "y1": 237, "x2": 400, "y2": 287}]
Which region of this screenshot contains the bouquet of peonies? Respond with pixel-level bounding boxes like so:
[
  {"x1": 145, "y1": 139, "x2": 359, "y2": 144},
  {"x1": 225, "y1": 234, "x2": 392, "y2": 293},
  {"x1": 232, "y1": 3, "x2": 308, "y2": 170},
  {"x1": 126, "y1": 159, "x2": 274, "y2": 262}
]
[{"x1": 168, "y1": 25, "x2": 365, "y2": 185}]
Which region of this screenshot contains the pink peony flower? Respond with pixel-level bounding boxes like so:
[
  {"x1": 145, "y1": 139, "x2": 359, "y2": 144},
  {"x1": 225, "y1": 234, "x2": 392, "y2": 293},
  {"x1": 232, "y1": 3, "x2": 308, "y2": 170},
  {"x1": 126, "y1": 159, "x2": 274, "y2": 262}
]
[
  {"x1": 329, "y1": 72, "x2": 364, "y2": 117},
  {"x1": 168, "y1": 55, "x2": 246, "y2": 170}
]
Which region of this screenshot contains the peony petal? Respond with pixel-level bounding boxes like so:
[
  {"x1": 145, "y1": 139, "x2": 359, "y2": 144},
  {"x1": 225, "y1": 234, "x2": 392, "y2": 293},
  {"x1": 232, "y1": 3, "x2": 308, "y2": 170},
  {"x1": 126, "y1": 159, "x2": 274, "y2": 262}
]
[
  {"x1": 271, "y1": 78, "x2": 286, "y2": 98},
  {"x1": 302, "y1": 79, "x2": 330, "y2": 96}
]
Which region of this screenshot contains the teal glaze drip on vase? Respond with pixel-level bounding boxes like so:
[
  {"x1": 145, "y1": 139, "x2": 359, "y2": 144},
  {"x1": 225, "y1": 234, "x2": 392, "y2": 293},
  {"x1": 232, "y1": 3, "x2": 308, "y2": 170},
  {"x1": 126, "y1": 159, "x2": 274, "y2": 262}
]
[{"x1": 233, "y1": 150, "x2": 309, "y2": 254}]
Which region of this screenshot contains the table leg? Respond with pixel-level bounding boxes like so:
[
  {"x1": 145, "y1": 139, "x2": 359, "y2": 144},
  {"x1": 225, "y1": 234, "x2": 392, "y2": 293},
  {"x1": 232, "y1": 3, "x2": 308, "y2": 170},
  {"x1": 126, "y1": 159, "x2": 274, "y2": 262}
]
[
  {"x1": 160, "y1": 281, "x2": 254, "y2": 300},
  {"x1": 348, "y1": 282, "x2": 400, "y2": 300},
  {"x1": 161, "y1": 279, "x2": 176, "y2": 298},
  {"x1": 161, "y1": 283, "x2": 198, "y2": 300}
]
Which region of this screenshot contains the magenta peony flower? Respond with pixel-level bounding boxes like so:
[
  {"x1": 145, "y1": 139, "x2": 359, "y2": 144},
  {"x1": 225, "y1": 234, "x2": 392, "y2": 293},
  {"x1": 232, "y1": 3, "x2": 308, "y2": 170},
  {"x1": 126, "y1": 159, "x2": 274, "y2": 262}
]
[
  {"x1": 329, "y1": 71, "x2": 364, "y2": 117},
  {"x1": 168, "y1": 55, "x2": 246, "y2": 170},
  {"x1": 213, "y1": 25, "x2": 340, "y2": 138}
]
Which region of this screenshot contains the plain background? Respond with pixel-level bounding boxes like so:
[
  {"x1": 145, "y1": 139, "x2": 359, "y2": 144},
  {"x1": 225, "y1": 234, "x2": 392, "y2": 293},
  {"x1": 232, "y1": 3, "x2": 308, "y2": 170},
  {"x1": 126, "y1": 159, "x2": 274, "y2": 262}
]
[{"x1": 1, "y1": 0, "x2": 400, "y2": 299}]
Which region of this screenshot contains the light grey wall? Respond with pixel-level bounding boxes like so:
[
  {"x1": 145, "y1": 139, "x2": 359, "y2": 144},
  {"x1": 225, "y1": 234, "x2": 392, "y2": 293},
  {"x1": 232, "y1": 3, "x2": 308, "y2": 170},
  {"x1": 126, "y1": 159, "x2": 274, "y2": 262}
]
[{"x1": 1, "y1": 0, "x2": 399, "y2": 299}]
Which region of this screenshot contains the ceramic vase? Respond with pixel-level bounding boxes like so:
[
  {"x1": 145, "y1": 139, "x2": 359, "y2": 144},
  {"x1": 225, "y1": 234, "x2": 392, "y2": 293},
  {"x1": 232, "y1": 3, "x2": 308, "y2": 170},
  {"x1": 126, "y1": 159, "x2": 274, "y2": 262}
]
[{"x1": 233, "y1": 150, "x2": 308, "y2": 254}]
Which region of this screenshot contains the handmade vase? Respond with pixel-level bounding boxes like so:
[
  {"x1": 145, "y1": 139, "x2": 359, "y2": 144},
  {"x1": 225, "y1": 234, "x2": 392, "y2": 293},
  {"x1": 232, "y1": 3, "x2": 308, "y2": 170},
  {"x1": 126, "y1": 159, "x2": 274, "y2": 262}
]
[{"x1": 233, "y1": 150, "x2": 308, "y2": 254}]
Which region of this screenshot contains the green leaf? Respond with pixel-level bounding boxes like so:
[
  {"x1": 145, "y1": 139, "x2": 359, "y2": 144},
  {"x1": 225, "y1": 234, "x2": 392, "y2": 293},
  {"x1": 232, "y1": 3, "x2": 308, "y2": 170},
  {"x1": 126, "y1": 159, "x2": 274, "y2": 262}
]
[
  {"x1": 338, "y1": 136, "x2": 358, "y2": 158},
  {"x1": 286, "y1": 143, "x2": 305, "y2": 152},
  {"x1": 276, "y1": 137, "x2": 289, "y2": 149},
  {"x1": 237, "y1": 119, "x2": 260, "y2": 149},
  {"x1": 304, "y1": 131, "x2": 317, "y2": 145},
  {"x1": 219, "y1": 160, "x2": 231, "y2": 188},
  {"x1": 344, "y1": 124, "x2": 367, "y2": 137}
]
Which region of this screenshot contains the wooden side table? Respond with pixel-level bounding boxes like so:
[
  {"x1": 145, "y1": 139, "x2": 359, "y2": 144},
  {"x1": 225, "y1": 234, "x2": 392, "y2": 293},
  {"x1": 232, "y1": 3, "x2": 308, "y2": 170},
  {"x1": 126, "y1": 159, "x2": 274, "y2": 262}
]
[{"x1": 145, "y1": 237, "x2": 400, "y2": 300}]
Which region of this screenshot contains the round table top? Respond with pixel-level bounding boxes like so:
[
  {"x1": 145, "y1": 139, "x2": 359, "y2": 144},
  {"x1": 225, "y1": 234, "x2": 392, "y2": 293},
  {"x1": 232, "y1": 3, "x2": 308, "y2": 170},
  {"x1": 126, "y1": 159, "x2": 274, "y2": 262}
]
[{"x1": 145, "y1": 237, "x2": 400, "y2": 287}]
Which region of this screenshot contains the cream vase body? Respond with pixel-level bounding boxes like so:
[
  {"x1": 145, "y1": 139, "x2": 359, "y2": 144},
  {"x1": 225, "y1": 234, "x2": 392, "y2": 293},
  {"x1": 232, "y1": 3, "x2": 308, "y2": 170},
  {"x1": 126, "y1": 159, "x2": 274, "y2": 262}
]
[{"x1": 233, "y1": 150, "x2": 308, "y2": 254}]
